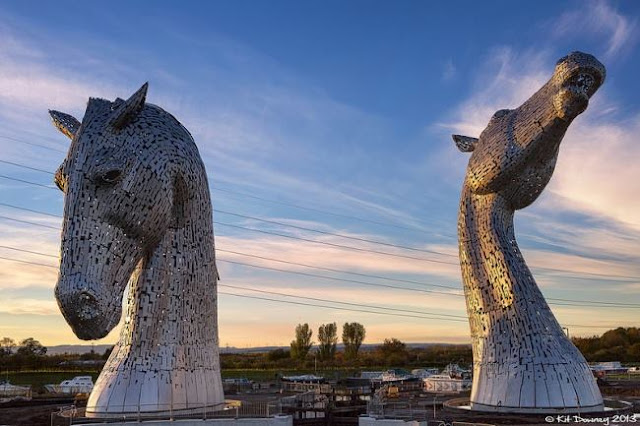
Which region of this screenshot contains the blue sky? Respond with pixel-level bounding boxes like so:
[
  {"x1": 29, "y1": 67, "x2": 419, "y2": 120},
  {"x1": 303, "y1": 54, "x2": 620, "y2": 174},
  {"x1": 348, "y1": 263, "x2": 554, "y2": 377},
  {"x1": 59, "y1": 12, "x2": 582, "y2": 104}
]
[{"x1": 0, "y1": 0, "x2": 639, "y2": 347}]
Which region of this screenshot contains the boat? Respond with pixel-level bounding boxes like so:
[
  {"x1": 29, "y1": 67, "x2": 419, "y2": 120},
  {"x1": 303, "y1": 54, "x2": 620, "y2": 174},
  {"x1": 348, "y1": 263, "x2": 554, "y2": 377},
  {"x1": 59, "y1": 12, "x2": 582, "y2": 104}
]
[
  {"x1": 345, "y1": 369, "x2": 422, "y2": 388},
  {"x1": 45, "y1": 376, "x2": 94, "y2": 394},
  {"x1": 423, "y1": 363, "x2": 472, "y2": 393},
  {"x1": 379, "y1": 369, "x2": 416, "y2": 383},
  {"x1": 0, "y1": 381, "x2": 32, "y2": 400},
  {"x1": 411, "y1": 368, "x2": 439, "y2": 379},
  {"x1": 281, "y1": 374, "x2": 325, "y2": 383},
  {"x1": 590, "y1": 361, "x2": 628, "y2": 376}
]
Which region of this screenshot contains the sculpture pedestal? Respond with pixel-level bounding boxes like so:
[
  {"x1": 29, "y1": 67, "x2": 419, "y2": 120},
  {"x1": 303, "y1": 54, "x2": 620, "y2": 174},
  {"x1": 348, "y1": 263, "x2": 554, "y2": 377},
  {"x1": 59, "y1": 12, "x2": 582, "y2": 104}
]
[{"x1": 74, "y1": 416, "x2": 293, "y2": 426}]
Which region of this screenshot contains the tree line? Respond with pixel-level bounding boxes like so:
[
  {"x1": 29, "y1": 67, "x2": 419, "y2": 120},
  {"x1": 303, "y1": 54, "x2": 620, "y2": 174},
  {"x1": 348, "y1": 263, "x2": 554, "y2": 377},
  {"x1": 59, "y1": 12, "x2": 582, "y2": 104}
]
[
  {"x1": 572, "y1": 327, "x2": 640, "y2": 362},
  {"x1": 0, "y1": 337, "x2": 108, "y2": 371},
  {"x1": 3, "y1": 326, "x2": 638, "y2": 372},
  {"x1": 290, "y1": 322, "x2": 366, "y2": 362}
]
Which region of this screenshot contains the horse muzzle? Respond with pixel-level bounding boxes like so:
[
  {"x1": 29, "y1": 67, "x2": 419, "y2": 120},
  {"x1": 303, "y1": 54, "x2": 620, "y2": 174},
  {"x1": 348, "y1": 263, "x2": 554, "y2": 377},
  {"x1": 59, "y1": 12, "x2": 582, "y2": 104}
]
[{"x1": 55, "y1": 281, "x2": 121, "y2": 340}]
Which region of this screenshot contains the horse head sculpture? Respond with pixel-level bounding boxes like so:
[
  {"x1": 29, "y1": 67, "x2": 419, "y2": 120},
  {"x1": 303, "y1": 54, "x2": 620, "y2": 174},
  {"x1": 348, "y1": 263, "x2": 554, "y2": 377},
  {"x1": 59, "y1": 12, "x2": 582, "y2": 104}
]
[
  {"x1": 454, "y1": 51, "x2": 605, "y2": 208},
  {"x1": 452, "y1": 52, "x2": 606, "y2": 412},
  {"x1": 50, "y1": 83, "x2": 224, "y2": 415}
]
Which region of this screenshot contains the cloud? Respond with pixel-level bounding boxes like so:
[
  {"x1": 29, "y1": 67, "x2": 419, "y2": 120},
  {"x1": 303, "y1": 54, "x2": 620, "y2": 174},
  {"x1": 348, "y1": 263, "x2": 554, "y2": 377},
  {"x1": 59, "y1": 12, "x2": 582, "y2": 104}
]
[
  {"x1": 548, "y1": 115, "x2": 640, "y2": 230},
  {"x1": 216, "y1": 233, "x2": 461, "y2": 283},
  {"x1": 438, "y1": 46, "x2": 550, "y2": 138},
  {"x1": 0, "y1": 19, "x2": 427, "y2": 240},
  {"x1": 441, "y1": 59, "x2": 457, "y2": 82},
  {"x1": 438, "y1": 38, "x2": 640, "y2": 232},
  {"x1": 550, "y1": 0, "x2": 638, "y2": 60},
  {"x1": 0, "y1": 298, "x2": 59, "y2": 315}
]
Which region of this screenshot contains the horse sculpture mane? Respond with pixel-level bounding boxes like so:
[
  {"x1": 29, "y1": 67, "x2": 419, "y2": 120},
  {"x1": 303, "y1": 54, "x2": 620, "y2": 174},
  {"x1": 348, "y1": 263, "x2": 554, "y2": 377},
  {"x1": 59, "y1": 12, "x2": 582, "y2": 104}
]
[
  {"x1": 50, "y1": 83, "x2": 224, "y2": 416},
  {"x1": 453, "y1": 52, "x2": 606, "y2": 412}
]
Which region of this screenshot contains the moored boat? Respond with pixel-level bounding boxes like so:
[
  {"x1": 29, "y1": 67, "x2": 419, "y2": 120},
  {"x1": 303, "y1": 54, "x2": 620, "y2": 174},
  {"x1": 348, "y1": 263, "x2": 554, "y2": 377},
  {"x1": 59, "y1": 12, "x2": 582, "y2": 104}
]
[{"x1": 45, "y1": 375, "x2": 94, "y2": 394}]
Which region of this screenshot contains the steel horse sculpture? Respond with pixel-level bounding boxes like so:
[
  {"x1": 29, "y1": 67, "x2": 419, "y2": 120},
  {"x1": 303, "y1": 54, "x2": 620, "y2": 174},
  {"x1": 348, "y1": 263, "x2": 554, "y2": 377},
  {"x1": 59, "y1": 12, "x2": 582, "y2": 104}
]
[
  {"x1": 453, "y1": 52, "x2": 605, "y2": 412},
  {"x1": 50, "y1": 83, "x2": 224, "y2": 416}
]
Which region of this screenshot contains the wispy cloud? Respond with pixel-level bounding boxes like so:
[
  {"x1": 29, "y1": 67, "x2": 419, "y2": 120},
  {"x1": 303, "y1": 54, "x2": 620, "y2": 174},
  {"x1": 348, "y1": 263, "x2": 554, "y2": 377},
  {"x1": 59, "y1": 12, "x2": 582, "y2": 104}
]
[
  {"x1": 0, "y1": 298, "x2": 58, "y2": 315},
  {"x1": 548, "y1": 115, "x2": 640, "y2": 230},
  {"x1": 438, "y1": 46, "x2": 550, "y2": 138},
  {"x1": 441, "y1": 59, "x2": 457, "y2": 82},
  {"x1": 550, "y1": 0, "x2": 638, "y2": 60}
]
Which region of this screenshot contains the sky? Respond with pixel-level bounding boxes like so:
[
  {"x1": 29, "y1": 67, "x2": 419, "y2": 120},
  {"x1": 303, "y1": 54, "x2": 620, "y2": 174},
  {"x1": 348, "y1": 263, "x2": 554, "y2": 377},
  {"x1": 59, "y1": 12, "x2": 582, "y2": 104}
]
[{"x1": 0, "y1": 0, "x2": 639, "y2": 348}]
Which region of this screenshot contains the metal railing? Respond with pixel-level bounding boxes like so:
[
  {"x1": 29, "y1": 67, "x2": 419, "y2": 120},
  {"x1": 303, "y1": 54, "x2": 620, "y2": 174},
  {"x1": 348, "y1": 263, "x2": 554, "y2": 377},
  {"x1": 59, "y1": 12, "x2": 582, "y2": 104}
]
[{"x1": 50, "y1": 400, "x2": 285, "y2": 425}]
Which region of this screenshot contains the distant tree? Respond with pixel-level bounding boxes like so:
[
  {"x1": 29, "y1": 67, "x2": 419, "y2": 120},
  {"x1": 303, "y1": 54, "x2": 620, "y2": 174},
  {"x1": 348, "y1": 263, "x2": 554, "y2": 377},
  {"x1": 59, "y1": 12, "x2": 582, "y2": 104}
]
[
  {"x1": 317, "y1": 323, "x2": 338, "y2": 361},
  {"x1": 573, "y1": 327, "x2": 640, "y2": 362},
  {"x1": 0, "y1": 337, "x2": 16, "y2": 356},
  {"x1": 378, "y1": 338, "x2": 409, "y2": 365},
  {"x1": 290, "y1": 323, "x2": 313, "y2": 361},
  {"x1": 380, "y1": 338, "x2": 406, "y2": 355},
  {"x1": 267, "y1": 348, "x2": 290, "y2": 361},
  {"x1": 627, "y1": 343, "x2": 640, "y2": 359},
  {"x1": 16, "y1": 337, "x2": 47, "y2": 356},
  {"x1": 342, "y1": 322, "x2": 366, "y2": 360},
  {"x1": 601, "y1": 328, "x2": 629, "y2": 348}
]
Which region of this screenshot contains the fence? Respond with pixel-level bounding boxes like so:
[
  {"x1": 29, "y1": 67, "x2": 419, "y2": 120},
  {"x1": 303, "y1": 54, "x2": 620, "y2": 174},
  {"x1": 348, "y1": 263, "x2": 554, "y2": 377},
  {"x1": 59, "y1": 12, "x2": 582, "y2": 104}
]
[{"x1": 50, "y1": 400, "x2": 284, "y2": 425}]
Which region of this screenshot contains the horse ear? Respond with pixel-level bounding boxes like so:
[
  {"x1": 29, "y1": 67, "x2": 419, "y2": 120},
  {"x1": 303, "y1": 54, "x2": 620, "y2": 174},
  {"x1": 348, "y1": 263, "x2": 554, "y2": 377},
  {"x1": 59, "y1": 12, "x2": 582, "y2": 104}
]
[
  {"x1": 49, "y1": 110, "x2": 81, "y2": 140},
  {"x1": 108, "y1": 82, "x2": 148, "y2": 130},
  {"x1": 452, "y1": 135, "x2": 478, "y2": 152}
]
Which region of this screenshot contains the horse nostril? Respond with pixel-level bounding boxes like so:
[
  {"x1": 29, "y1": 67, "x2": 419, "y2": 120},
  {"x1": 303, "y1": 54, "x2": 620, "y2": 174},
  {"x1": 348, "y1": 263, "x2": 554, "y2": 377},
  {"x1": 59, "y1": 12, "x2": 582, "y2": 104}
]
[
  {"x1": 78, "y1": 291, "x2": 99, "y2": 320},
  {"x1": 80, "y1": 291, "x2": 97, "y2": 303}
]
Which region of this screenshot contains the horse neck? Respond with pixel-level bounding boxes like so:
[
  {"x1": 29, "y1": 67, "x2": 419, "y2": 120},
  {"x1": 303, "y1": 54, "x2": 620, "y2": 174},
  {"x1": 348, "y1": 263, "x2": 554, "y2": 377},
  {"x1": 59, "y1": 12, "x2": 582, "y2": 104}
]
[
  {"x1": 457, "y1": 185, "x2": 545, "y2": 311},
  {"x1": 121, "y1": 186, "x2": 218, "y2": 351}
]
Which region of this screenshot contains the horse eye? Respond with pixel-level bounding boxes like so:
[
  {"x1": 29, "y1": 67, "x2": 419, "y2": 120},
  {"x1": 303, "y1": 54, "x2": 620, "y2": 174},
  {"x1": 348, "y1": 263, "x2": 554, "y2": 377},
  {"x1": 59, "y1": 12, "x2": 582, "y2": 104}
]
[{"x1": 98, "y1": 169, "x2": 122, "y2": 185}]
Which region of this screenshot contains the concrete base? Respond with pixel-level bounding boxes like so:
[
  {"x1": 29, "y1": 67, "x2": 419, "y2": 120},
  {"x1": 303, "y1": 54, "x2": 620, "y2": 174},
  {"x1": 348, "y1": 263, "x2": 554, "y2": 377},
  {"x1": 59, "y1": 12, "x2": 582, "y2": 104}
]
[
  {"x1": 74, "y1": 415, "x2": 293, "y2": 426},
  {"x1": 443, "y1": 397, "x2": 633, "y2": 415},
  {"x1": 468, "y1": 401, "x2": 604, "y2": 414},
  {"x1": 359, "y1": 416, "x2": 426, "y2": 426}
]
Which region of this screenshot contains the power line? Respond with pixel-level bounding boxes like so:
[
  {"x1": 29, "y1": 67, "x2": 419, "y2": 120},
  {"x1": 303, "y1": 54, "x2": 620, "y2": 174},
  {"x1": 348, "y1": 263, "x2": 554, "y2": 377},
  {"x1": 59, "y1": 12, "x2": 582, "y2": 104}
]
[
  {"x1": 0, "y1": 215, "x2": 60, "y2": 230},
  {"x1": 218, "y1": 258, "x2": 460, "y2": 296},
  {"x1": 218, "y1": 283, "x2": 467, "y2": 320},
  {"x1": 0, "y1": 174, "x2": 57, "y2": 190},
  {"x1": 2, "y1": 159, "x2": 639, "y2": 279},
  {"x1": 215, "y1": 209, "x2": 456, "y2": 257},
  {"x1": 0, "y1": 254, "x2": 636, "y2": 327},
  {"x1": 2, "y1": 242, "x2": 639, "y2": 309},
  {"x1": 0, "y1": 202, "x2": 61, "y2": 218},
  {"x1": 0, "y1": 169, "x2": 457, "y2": 261},
  {"x1": 0, "y1": 243, "x2": 461, "y2": 297},
  {"x1": 0, "y1": 178, "x2": 457, "y2": 265},
  {"x1": 0, "y1": 173, "x2": 638, "y2": 298},
  {"x1": 216, "y1": 248, "x2": 460, "y2": 290},
  {"x1": 0, "y1": 245, "x2": 59, "y2": 258},
  {"x1": 0, "y1": 160, "x2": 56, "y2": 175},
  {"x1": 0, "y1": 135, "x2": 66, "y2": 153},
  {"x1": 210, "y1": 185, "x2": 445, "y2": 237},
  {"x1": 4, "y1": 170, "x2": 637, "y2": 282},
  {"x1": 0, "y1": 255, "x2": 57, "y2": 269},
  {"x1": 1, "y1": 204, "x2": 639, "y2": 305},
  {"x1": 215, "y1": 220, "x2": 458, "y2": 265},
  {"x1": 218, "y1": 291, "x2": 466, "y2": 322},
  {"x1": 0, "y1": 252, "x2": 464, "y2": 322},
  {"x1": 0, "y1": 147, "x2": 448, "y2": 237},
  {"x1": 9, "y1": 205, "x2": 610, "y2": 301},
  {"x1": 0, "y1": 162, "x2": 455, "y2": 258}
]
